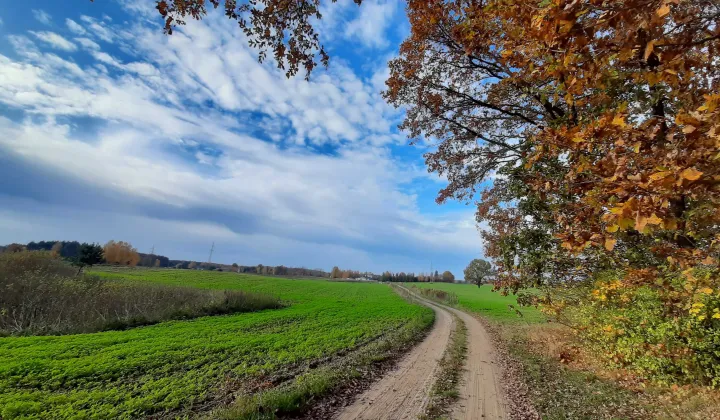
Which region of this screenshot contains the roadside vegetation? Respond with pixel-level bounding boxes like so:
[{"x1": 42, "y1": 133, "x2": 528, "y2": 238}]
[
  {"x1": 0, "y1": 267, "x2": 432, "y2": 419},
  {"x1": 411, "y1": 285, "x2": 459, "y2": 306},
  {"x1": 412, "y1": 282, "x2": 720, "y2": 419},
  {"x1": 0, "y1": 251, "x2": 280, "y2": 336}
]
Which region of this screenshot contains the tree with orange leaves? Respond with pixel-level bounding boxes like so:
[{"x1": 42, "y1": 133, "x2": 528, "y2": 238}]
[
  {"x1": 384, "y1": 0, "x2": 720, "y2": 384},
  {"x1": 103, "y1": 240, "x2": 140, "y2": 267}
]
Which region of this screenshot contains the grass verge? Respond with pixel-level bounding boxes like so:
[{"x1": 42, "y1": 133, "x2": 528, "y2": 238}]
[{"x1": 422, "y1": 313, "x2": 468, "y2": 420}]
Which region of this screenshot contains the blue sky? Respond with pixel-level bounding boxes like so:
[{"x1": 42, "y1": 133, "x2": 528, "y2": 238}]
[{"x1": 0, "y1": 0, "x2": 484, "y2": 277}]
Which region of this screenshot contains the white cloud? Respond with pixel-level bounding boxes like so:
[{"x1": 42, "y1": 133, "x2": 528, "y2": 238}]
[
  {"x1": 66, "y1": 18, "x2": 86, "y2": 35},
  {"x1": 30, "y1": 31, "x2": 78, "y2": 52},
  {"x1": 0, "y1": 5, "x2": 482, "y2": 274},
  {"x1": 79, "y1": 15, "x2": 114, "y2": 43},
  {"x1": 32, "y1": 9, "x2": 52, "y2": 25},
  {"x1": 75, "y1": 37, "x2": 100, "y2": 50},
  {"x1": 344, "y1": 0, "x2": 398, "y2": 48}
]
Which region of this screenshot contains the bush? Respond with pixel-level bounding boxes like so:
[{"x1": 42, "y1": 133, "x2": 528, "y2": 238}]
[
  {"x1": 414, "y1": 286, "x2": 459, "y2": 306},
  {"x1": 0, "y1": 251, "x2": 282, "y2": 336},
  {"x1": 561, "y1": 270, "x2": 720, "y2": 387}
]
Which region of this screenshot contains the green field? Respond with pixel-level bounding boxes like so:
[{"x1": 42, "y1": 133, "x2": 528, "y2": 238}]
[
  {"x1": 0, "y1": 269, "x2": 432, "y2": 419},
  {"x1": 408, "y1": 282, "x2": 544, "y2": 323}
]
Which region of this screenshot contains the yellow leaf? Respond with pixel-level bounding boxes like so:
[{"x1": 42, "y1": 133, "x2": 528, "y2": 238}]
[
  {"x1": 656, "y1": 4, "x2": 670, "y2": 17},
  {"x1": 647, "y1": 214, "x2": 662, "y2": 225},
  {"x1": 644, "y1": 41, "x2": 655, "y2": 61},
  {"x1": 501, "y1": 49, "x2": 513, "y2": 59},
  {"x1": 605, "y1": 237, "x2": 617, "y2": 251},
  {"x1": 649, "y1": 171, "x2": 671, "y2": 181},
  {"x1": 681, "y1": 167, "x2": 703, "y2": 181},
  {"x1": 701, "y1": 287, "x2": 713, "y2": 295},
  {"x1": 635, "y1": 215, "x2": 648, "y2": 232},
  {"x1": 606, "y1": 224, "x2": 619, "y2": 233},
  {"x1": 633, "y1": 142, "x2": 642, "y2": 153},
  {"x1": 619, "y1": 217, "x2": 635, "y2": 230},
  {"x1": 612, "y1": 115, "x2": 627, "y2": 128},
  {"x1": 610, "y1": 206, "x2": 625, "y2": 215},
  {"x1": 572, "y1": 137, "x2": 584, "y2": 143}
]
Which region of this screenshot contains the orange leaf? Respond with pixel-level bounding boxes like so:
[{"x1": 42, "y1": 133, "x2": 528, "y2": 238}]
[
  {"x1": 649, "y1": 171, "x2": 671, "y2": 181},
  {"x1": 681, "y1": 167, "x2": 703, "y2": 181},
  {"x1": 644, "y1": 41, "x2": 655, "y2": 61},
  {"x1": 635, "y1": 215, "x2": 648, "y2": 232},
  {"x1": 605, "y1": 237, "x2": 617, "y2": 251},
  {"x1": 656, "y1": 4, "x2": 670, "y2": 17}
]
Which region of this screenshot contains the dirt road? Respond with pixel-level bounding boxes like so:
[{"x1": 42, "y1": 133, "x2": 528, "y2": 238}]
[{"x1": 334, "y1": 287, "x2": 507, "y2": 420}]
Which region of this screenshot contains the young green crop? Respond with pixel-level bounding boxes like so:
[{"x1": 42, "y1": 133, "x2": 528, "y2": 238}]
[
  {"x1": 0, "y1": 270, "x2": 432, "y2": 419},
  {"x1": 408, "y1": 282, "x2": 544, "y2": 323}
]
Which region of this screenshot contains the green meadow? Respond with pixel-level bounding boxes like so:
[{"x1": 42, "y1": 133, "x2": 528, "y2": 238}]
[
  {"x1": 408, "y1": 282, "x2": 544, "y2": 323},
  {"x1": 0, "y1": 269, "x2": 432, "y2": 419}
]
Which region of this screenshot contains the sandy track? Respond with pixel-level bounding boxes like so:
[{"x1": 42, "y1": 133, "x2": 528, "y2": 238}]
[
  {"x1": 444, "y1": 304, "x2": 509, "y2": 420},
  {"x1": 335, "y1": 287, "x2": 508, "y2": 420},
  {"x1": 334, "y1": 291, "x2": 454, "y2": 420}
]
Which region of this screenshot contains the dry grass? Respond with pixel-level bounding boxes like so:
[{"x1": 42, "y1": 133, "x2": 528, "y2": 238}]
[{"x1": 0, "y1": 251, "x2": 282, "y2": 336}]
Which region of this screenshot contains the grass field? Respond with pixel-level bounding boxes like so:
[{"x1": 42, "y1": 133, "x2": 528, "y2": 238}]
[
  {"x1": 0, "y1": 269, "x2": 432, "y2": 419},
  {"x1": 407, "y1": 282, "x2": 544, "y2": 323}
]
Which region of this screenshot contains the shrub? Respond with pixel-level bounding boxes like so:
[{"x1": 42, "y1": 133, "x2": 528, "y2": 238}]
[
  {"x1": 560, "y1": 270, "x2": 720, "y2": 387},
  {"x1": 0, "y1": 251, "x2": 282, "y2": 336},
  {"x1": 414, "y1": 286, "x2": 459, "y2": 306}
]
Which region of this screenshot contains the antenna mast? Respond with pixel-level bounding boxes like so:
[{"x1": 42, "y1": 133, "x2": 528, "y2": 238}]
[{"x1": 208, "y1": 242, "x2": 215, "y2": 263}]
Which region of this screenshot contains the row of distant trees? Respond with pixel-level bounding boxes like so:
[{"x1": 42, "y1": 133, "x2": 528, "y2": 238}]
[
  {"x1": 379, "y1": 270, "x2": 456, "y2": 283},
  {"x1": 1, "y1": 240, "x2": 331, "y2": 277}
]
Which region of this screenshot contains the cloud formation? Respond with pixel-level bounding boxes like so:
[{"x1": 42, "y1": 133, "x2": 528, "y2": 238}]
[{"x1": 0, "y1": 2, "x2": 482, "y2": 275}]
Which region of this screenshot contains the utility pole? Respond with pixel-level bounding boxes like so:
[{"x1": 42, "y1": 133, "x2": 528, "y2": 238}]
[
  {"x1": 208, "y1": 242, "x2": 215, "y2": 263},
  {"x1": 150, "y1": 245, "x2": 155, "y2": 255}
]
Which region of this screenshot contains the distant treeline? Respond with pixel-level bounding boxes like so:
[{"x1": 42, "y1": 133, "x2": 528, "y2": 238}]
[
  {"x1": 19, "y1": 241, "x2": 169, "y2": 268},
  {"x1": 3, "y1": 240, "x2": 331, "y2": 277},
  {"x1": 4, "y1": 241, "x2": 456, "y2": 281},
  {"x1": 380, "y1": 270, "x2": 456, "y2": 283}
]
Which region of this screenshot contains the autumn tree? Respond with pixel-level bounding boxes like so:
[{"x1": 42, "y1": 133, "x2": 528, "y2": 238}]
[
  {"x1": 383, "y1": 0, "x2": 720, "y2": 384},
  {"x1": 441, "y1": 271, "x2": 455, "y2": 283},
  {"x1": 50, "y1": 242, "x2": 63, "y2": 258},
  {"x1": 464, "y1": 259, "x2": 494, "y2": 287},
  {"x1": 188, "y1": 261, "x2": 198, "y2": 269},
  {"x1": 4, "y1": 244, "x2": 25, "y2": 253},
  {"x1": 103, "y1": 240, "x2": 140, "y2": 267}
]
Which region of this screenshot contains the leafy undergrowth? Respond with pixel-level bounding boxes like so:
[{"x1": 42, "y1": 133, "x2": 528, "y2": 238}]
[
  {"x1": 0, "y1": 269, "x2": 432, "y2": 419},
  {"x1": 414, "y1": 282, "x2": 720, "y2": 419},
  {"x1": 421, "y1": 314, "x2": 467, "y2": 420}
]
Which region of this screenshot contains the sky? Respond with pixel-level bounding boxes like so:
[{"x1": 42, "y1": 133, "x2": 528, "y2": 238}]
[{"x1": 0, "y1": 0, "x2": 484, "y2": 277}]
